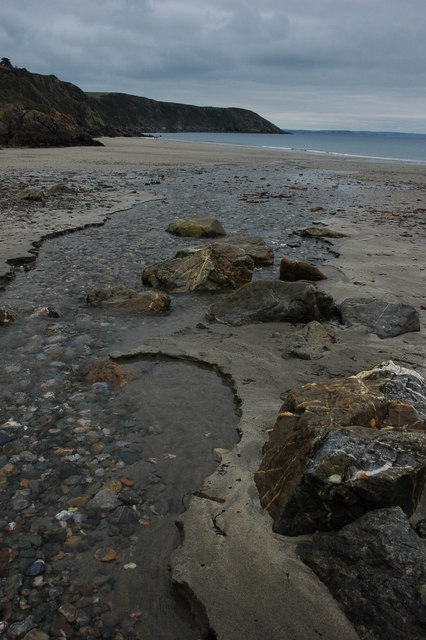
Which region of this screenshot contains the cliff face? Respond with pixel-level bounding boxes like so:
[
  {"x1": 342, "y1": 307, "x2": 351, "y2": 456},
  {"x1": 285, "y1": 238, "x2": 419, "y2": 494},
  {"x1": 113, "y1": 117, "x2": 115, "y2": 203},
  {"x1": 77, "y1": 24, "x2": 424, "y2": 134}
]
[
  {"x1": 0, "y1": 64, "x2": 283, "y2": 147},
  {"x1": 88, "y1": 92, "x2": 282, "y2": 135}
]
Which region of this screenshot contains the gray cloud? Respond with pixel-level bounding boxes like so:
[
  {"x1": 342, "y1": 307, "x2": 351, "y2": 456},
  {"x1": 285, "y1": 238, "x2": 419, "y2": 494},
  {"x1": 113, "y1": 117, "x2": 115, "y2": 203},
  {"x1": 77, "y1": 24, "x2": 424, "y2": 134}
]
[{"x1": 1, "y1": 0, "x2": 425, "y2": 131}]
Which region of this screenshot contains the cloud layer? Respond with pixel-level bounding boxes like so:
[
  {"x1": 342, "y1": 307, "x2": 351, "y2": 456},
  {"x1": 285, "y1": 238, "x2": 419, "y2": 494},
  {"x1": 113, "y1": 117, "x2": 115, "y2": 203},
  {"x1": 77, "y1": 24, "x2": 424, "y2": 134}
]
[{"x1": 2, "y1": 0, "x2": 425, "y2": 131}]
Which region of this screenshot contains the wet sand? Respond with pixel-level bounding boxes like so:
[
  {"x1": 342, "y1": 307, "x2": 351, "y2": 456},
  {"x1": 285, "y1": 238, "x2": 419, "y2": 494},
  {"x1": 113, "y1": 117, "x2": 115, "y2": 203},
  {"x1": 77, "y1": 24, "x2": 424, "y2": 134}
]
[{"x1": 0, "y1": 137, "x2": 425, "y2": 639}]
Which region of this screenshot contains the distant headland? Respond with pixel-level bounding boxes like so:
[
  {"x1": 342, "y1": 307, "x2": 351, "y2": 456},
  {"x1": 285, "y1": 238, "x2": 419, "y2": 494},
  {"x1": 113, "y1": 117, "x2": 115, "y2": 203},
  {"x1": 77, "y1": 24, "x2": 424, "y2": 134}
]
[{"x1": 0, "y1": 58, "x2": 283, "y2": 147}]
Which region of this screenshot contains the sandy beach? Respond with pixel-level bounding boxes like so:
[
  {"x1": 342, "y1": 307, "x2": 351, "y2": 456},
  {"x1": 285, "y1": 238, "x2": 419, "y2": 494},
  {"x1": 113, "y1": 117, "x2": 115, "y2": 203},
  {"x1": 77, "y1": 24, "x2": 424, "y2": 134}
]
[{"x1": 0, "y1": 137, "x2": 425, "y2": 639}]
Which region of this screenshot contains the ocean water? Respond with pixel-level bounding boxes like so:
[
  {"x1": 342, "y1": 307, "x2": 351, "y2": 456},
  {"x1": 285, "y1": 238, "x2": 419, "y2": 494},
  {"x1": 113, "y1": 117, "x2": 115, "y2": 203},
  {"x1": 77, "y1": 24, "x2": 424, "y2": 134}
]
[{"x1": 159, "y1": 130, "x2": 426, "y2": 163}]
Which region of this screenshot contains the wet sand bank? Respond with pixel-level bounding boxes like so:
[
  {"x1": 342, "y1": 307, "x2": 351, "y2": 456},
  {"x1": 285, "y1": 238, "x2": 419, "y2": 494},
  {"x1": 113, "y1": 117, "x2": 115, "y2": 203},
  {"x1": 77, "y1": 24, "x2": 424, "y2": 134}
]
[{"x1": 0, "y1": 137, "x2": 424, "y2": 639}]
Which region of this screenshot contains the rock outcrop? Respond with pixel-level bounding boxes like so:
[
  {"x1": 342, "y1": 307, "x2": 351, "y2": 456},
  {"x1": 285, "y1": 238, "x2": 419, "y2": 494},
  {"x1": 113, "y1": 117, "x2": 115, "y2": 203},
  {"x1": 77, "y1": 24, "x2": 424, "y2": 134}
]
[
  {"x1": 206, "y1": 280, "x2": 334, "y2": 326},
  {"x1": 298, "y1": 507, "x2": 426, "y2": 640},
  {"x1": 166, "y1": 216, "x2": 226, "y2": 238},
  {"x1": 0, "y1": 64, "x2": 284, "y2": 147},
  {"x1": 142, "y1": 243, "x2": 254, "y2": 292},
  {"x1": 339, "y1": 297, "x2": 420, "y2": 338},
  {"x1": 255, "y1": 362, "x2": 426, "y2": 535},
  {"x1": 279, "y1": 257, "x2": 326, "y2": 281}
]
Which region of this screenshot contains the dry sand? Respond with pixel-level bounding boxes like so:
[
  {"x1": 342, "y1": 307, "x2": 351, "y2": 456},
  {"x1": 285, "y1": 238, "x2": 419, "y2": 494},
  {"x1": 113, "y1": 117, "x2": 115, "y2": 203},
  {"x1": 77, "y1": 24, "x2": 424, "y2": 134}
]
[{"x1": 0, "y1": 137, "x2": 425, "y2": 639}]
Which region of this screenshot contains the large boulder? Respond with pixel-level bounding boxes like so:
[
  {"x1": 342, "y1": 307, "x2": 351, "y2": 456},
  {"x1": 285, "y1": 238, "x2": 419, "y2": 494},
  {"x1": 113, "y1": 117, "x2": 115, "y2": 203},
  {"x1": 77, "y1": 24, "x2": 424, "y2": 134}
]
[
  {"x1": 206, "y1": 280, "x2": 334, "y2": 326},
  {"x1": 339, "y1": 297, "x2": 420, "y2": 338},
  {"x1": 217, "y1": 235, "x2": 274, "y2": 266},
  {"x1": 297, "y1": 507, "x2": 426, "y2": 640},
  {"x1": 254, "y1": 364, "x2": 426, "y2": 535},
  {"x1": 142, "y1": 243, "x2": 254, "y2": 293},
  {"x1": 166, "y1": 216, "x2": 226, "y2": 238},
  {"x1": 279, "y1": 256, "x2": 326, "y2": 281},
  {"x1": 86, "y1": 285, "x2": 170, "y2": 313}
]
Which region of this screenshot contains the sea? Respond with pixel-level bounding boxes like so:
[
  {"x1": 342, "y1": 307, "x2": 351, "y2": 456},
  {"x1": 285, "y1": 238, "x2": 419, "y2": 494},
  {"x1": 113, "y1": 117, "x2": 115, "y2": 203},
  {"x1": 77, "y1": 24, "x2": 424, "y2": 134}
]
[{"x1": 158, "y1": 130, "x2": 426, "y2": 164}]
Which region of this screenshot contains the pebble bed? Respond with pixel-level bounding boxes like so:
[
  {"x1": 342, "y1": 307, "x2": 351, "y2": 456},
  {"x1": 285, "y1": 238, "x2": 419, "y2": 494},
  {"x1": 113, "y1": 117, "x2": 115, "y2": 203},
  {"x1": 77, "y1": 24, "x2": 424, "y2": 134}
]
[{"x1": 0, "y1": 162, "x2": 348, "y2": 639}]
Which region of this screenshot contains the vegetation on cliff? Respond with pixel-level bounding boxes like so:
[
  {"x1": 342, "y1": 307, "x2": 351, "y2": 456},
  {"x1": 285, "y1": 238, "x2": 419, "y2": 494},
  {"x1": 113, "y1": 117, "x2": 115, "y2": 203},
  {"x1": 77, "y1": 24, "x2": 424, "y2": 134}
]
[{"x1": 0, "y1": 60, "x2": 283, "y2": 147}]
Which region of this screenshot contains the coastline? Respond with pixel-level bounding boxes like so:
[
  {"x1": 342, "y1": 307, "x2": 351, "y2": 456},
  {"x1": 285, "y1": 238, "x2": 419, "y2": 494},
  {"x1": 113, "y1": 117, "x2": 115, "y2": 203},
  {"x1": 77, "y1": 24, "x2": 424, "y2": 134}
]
[{"x1": 0, "y1": 137, "x2": 424, "y2": 639}]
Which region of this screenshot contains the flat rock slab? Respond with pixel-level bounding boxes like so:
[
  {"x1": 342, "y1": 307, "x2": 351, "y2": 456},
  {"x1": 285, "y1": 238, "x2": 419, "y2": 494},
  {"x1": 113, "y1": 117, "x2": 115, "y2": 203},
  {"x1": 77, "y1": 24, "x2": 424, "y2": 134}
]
[
  {"x1": 297, "y1": 226, "x2": 347, "y2": 239},
  {"x1": 86, "y1": 286, "x2": 170, "y2": 313},
  {"x1": 339, "y1": 297, "x2": 420, "y2": 338},
  {"x1": 289, "y1": 320, "x2": 334, "y2": 360},
  {"x1": 206, "y1": 280, "x2": 335, "y2": 326},
  {"x1": 279, "y1": 256, "x2": 327, "y2": 281},
  {"x1": 255, "y1": 363, "x2": 426, "y2": 535},
  {"x1": 166, "y1": 215, "x2": 226, "y2": 237},
  {"x1": 217, "y1": 235, "x2": 274, "y2": 265},
  {"x1": 142, "y1": 243, "x2": 254, "y2": 292},
  {"x1": 298, "y1": 507, "x2": 426, "y2": 640}
]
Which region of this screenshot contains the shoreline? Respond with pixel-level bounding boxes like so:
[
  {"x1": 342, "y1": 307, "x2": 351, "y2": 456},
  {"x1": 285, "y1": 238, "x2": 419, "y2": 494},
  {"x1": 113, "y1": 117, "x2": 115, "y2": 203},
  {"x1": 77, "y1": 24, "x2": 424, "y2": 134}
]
[{"x1": 0, "y1": 137, "x2": 425, "y2": 639}]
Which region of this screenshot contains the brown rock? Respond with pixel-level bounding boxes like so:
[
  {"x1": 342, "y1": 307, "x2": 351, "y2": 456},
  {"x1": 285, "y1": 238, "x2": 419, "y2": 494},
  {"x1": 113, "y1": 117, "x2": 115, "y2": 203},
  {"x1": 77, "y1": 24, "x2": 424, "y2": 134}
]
[
  {"x1": 142, "y1": 243, "x2": 254, "y2": 293},
  {"x1": 0, "y1": 308, "x2": 17, "y2": 325},
  {"x1": 279, "y1": 256, "x2": 327, "y2": 281},
  {"x1": 166, "y1": 215, "x2": 226, "y2": 237},
  {"x1": 86, "y1": 285, "x2": 170, "y2": 313},
  {"x1": 255, "y1": 364, "x2": 426, "y2": 535},
  {"x1": 297, "y1": 226, "x2": 346, "y2": 239}
]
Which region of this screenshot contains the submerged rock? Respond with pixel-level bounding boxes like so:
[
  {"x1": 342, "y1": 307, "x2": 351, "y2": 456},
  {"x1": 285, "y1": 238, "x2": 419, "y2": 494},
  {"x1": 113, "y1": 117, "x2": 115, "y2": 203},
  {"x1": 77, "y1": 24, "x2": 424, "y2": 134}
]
[
  {"x1": 206, "y1": 280, "x2": 334, "y2": 326},
  {"x1": 86, "y1": 285, "x2": 170, "y2": 313},
  {"x1": 166, "y1": 215, "x2": 226, "y2": 238},
  {"x1": 339, "y1": 297, "x2": 420, "y2": 338},
  {"x1": 255, "y1": 364, "x2": 426, "y2": 535},
  {"x1": 142, "y1": 243, "x2": 254, "y2": 292},
  {"x1": 279, "y1": 256, "x2": 327, "y2": 282},
  {"x1": 297, "y1": 507, "x2": 426, "y2": 640}
]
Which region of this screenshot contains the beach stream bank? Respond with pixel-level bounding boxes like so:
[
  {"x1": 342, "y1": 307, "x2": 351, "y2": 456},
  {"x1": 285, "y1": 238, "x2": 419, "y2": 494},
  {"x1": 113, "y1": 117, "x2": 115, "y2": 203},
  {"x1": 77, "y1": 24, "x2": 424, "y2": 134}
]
[{"x1": 0, "y1": 140, "x2": 424, "y2": 639}]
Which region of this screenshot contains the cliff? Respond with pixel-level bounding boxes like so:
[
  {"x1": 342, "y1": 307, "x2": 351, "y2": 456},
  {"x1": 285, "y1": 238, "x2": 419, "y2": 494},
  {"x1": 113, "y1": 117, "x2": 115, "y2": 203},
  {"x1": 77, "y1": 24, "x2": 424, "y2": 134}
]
[{"x1": 0, "y1": 63, "x2": 283, "y2": 147}]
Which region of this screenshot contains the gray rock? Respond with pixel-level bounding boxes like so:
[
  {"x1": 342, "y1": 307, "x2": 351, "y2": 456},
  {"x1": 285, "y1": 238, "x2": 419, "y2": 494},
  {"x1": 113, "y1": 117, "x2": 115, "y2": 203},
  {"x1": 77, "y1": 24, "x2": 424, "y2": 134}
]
[
  {"x1": 339, "y1": 297, "x2": 420, "y2": 338},
  {"x1": 289, "y1": 321, "x2": 334, "y2": 360},
  {"x1": 206, "y1": 280, "x2": 335, "y2": 326},
  {"x1": 270, "y1": 426, "x2": 426, "y2": 535},
  {"x1": 217, "y1": 235, "x2": 274, "y2": 265},
  {"x1": 7, "y1": 615, "x2": 35, "y2": 640},
  {"x1": 166, "y1": 215, "x2": 226, "y2": 237},
  {"x1": 298, "y1": 507, "x2": 426, "y2": 640},
  {"x1": 142, "y1": 243, "x2": 254, "y2": 293},
  {"x1": 87, "y1": 488, "x2": 120, "y2": 513}
]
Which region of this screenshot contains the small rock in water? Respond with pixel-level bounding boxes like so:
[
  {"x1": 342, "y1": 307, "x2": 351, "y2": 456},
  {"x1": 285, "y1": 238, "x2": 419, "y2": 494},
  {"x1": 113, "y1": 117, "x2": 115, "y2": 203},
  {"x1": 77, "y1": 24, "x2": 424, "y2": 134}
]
[{"x1": 25, "y1": 559, "x2": 46, "y2": 577}]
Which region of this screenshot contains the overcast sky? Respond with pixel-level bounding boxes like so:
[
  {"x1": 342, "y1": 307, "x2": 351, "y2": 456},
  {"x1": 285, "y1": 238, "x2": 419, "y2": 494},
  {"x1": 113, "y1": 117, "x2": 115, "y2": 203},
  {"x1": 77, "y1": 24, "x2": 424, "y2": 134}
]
[{"x1": 1, "y1": 0, "x2": 425, "y2": 132}]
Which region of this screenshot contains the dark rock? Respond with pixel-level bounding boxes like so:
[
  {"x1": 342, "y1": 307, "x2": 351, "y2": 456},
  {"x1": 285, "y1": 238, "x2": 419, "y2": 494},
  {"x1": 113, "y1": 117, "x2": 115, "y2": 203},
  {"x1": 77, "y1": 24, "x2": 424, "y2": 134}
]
[
  {"x1": 255, "y1": 365, "x2": 426, "y2": 535},
  {"x1": 289, "y1": 321, "x2": 334, "y2": 360},
  {"x1": 142, "y1": 243, "x2": 254, "y2": 293},
  {"x1": 297, "y1": 507, "x2": 426, "y2": 640},
  {"x1": 107, "y1": 505, "x2": 139, "y2": 525},
  {"x1": 297, "y1": 226, "x2": 346, "y2": 239},
  {"x1": 7, "y1": 616, "x2": 35, "y2": 640},
  {"x1": 206, "y1": 280, "x2": 334, "y2": 326},
  {"x1": 25, "y1": 559, "x2": 46, "y2": 577},
  {"x1": 217, "y1": 235, "x2": 274, "y2": 265},
  {"x1": 339, "y1": 297, "x2": 420, "y2": 338},
  {"x1": 264, "y1": 426, "x2": 425, "y2": 535},
  {"x1": 279, "y1": 256, "x2": 327, "y2": 281},
  {"x1": 166, "y1": 216, "x2": 226, "y2": 238},
  {"x1": 86, "y1": 285, "x2": 170, "y2": 313}
]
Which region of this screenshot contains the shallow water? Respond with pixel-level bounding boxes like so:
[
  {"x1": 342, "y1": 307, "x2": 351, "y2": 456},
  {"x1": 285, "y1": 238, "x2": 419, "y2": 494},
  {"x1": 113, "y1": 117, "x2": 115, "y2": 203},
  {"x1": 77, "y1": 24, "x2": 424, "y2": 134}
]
[{"x1": 0, "y1": 163, "x2": 341, "y2": 637}]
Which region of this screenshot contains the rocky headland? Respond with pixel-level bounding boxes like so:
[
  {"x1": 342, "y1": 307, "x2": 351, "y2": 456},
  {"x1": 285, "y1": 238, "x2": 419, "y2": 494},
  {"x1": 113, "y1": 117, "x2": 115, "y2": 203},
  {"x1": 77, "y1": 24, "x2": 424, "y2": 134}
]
[{"x1": 0, "y1": 62, "x2": 282, "y2": 148}]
